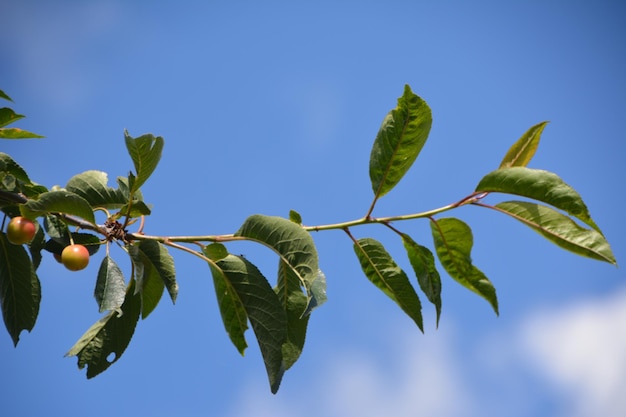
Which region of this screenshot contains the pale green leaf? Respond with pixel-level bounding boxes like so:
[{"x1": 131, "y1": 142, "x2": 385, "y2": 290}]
[
  {"x1": 0, "y1": 128, "x2": 44, "y2": 139},
  {"x1": 369, "y1": 84, "x2": 432, "y2": 199},
  {"x1": 476, "y1": 167, "x2": 601, "y2": 232},
  {"x1": 353, "y1": 237, "x2": 423, "y2": 331},
  {"x1": 499, "y1": 121, "x2": 548, "y2": 168},
  {"x1": 495, "y1": 201, "x2": 616, "y2": 264},
  {"x1": 430, "y1": 218, "x2": 499, "y2": 315},
  {"x1": 66, "y1": 171, "x2": 130, "y2": 209}
]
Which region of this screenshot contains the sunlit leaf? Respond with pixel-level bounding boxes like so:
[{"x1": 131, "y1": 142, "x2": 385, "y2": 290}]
[
  {"x1": 0, "y1": 233, "x2": 41, "y2": 346},
  {"x1": 124, "y1": 131, "x2": 164, "y2": 194},
  {"x1": 66, "y1": 280, "x2": 141, "y2": 379},
  {"x1": 0, "y1": 108, "x2": 24, "y2": 128},
  {"x1": 401, "y1": 234, "x2": 442, "y2": 326},
  {"x1": 476, "y1": 167, "x2": 601, "y2": 232},
  {"x1": 0, "y1": 128, "x2": 44, "y2": 139},
  {"x1": 430, "y1": 218, "x2": 499, "y2": 315},
  {"x1": 21, "y1": 190, "x2": 96, "y2": 225},
  {"x1": 213, "y1": 254, "x2": 287, "y2": 394},
  {"x1": 499, "y1": 121, "x2": 548, "y2": 168},
  {"x1": 494, "y1": 201, "x2": 616, "y2": 264},
  {"x1": 353, "y1": 237, "x2": 423, "y2": 331},
  {"x1": 95, "y1": 256, "x2": 126, "y2": 314},
  {"x1": 66, "y1": 171, "x2": 130, "y2": 209},
  {"x1": 369, "y1": 84, "x2": 432, "y2": 199},
  {"x1": 235, "y1": 214, "x2": 323, "y2": 312}
]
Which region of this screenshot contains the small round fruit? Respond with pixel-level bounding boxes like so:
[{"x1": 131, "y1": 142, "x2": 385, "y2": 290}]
[
  {"x1": 61, "y1": 244, "x2": 90, "y2": 271},
  {"x1": 6, "y1": 216, "x2": 36, "y2": 245}
]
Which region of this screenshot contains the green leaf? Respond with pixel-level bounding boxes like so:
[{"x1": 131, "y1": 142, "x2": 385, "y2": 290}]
[
  {"x1": 353, "y1": 237, "x2": 423, "y2": 331},
  {"x1": 494, "y1": 201, "x2": 616, "y2": 264},
  {"x1": 289, "y1": 209, "x2": 302, "y2": 225},
  {"x1": 369, "y1": 84, "x2": 432, "y2": 199},
  {"x1": 206, "y1": 251, "x2": 249, "y2": 355},
  {"x1": 476, "y1": 167, "x2": 601, "y2": 232},
  {"x1": 0, "y1": 128, "x2": 44, "y2": 139},
  {"x1": 0, "y1": 108, "x2": 24, "y2": 128},
  {"x1": 0, "y1": 90, "x2": 13, "y2": 102},
  {"x1": 131, "y1": 240, "x2": 178, "y2": 314},
  {"x1": 66, "y1": 280, "x2": 141, "y2": 379},
  {"x1": 401, "y1": 234, "x2": 442, "y2": 326},
  {"x1": 235, "y1": 214, "x2": 323, "y2": 312},
  {"x1": 95, "y1": 256, "x2": 126, "y2": 314},
  {"x1": 0, "y1": 153, "x2": 31, "y2": 185},
  {"x1": 213, "y1": 254, "x2": 288, "y2": 393},
  {"x1": 124, "y1": 131, "x2": 164, "y2": 194},
  {"x1": 276, "y1": 260, "x2": 309, "y2": 370},
  {"x1": 21, "y1": 190, "x2": 96, "y2": 225},
  {"x1": 499, "y1": 121, "x2": 548, "y2": 168},
  {"x1": 0, "y1": 233, "x2": 41, "y2": 346},
  {"x1": 430, "y1": 218, "x2": 499, "y2": 315},
  {"x1": 66, "y1": 171, "x2": 131, "y2": 209}
]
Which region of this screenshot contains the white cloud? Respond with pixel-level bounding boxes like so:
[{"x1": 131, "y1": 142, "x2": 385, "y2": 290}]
[{"x1": 519, "y1": 287, "x2": 626, "y2": 417}]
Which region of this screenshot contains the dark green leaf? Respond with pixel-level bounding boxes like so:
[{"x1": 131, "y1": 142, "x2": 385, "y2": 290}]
[
  {"x1": 133, "y1": 240, "x2": 178, "y2": 307},
  {"x1": 0, "y1": 233, "x2": 41, "y2": 346},
  {"x1": 430, "y1": 218, "x2": 499, "y2": 315},
  {"x1": 0, "y1": 128, "x2": 44, "y2": 139},
  {"x1": 66, "y1": 280, "x2": 141, "y2": 378},
  {"x1": 215, "y1": 254, "x2": 287, "y2": 393},
  {"x1": 369, "y1": 84, "x2": 432, "y2": 199},
  {"x1": 289, "y1": 210, "x2": 302, "y2": 225},
  {"x1": 401, "y1": 234, "x2": 442, "y2": 326},
  {"x1": 353, "y1": 237, "x2": 423, "y2": 331},
  {"x1": 494, "y1": 201, "x2": 616, "y2": 264},
  {"x1": 124, "y1": 131, "x2": 164, "y2": 194},
  {"x1": 476, "y1": 167, "x2": 601, "y2": 232},
  {"x1": 66, "y1": 171, "x2": 130, "y2": 209},
  {"x1": 499, "y1": 121, "x2": 548, "y2": 168},
  {"x1": 235, "y1": 214, "x2": 323, "y2": 313},
  {"x1": 0, "y1": 90, "x2": 12, "y2": 102},
  {"x1": 0, "y1": 108, "x2": 24, "y2": 128},
  {"x1": 95, "y1": 256, "x2": 126, "y2": 314},
  {"x1": 207, "y1": 253, "x2": 249, "y2": 355},
  {"x1": 276, "y1": 260, "x2": 309, "y2": 370},
  {"x1": 21, "y1": 190, "x2": 96, "y2": 225},
  {"x1": 0, "y1": 153, "x2": 31, "y2": 185}
]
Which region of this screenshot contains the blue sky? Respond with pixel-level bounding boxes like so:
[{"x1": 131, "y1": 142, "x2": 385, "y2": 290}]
[{"x1": 1, "y1": 1, "x2": 625, "y2": 416}]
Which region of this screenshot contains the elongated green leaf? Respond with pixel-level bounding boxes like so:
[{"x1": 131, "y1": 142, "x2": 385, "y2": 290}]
[
  {"x1": 124, "y1": 131, "x2": 164, "y2": 193},
  {"x1": 21, "y1": 190, "x2": 96, "y2": 225},
  {"x1": 0, "y1": 108, "x2": 24, "y2": 128},
  {"x1": 401, "y1": 234, "x2": 442, "y2": 326},
  {"x1": 494, "y1": 201, "x2": 616, "y2": 264},
  {"x1": 369, "y1": 84, "x2": 432, "y2": 199},
  {"x1": 499, "y1": 121, "x2": 548, "y2": 168},
  {"x1": 214, "y1": 254, "x2": 287, "y2": 394},
  {"x1": 127, "y1": 244, "x2": 164, "y2": 319},
  {"x1": 476, "y1": 167, "x2": 601, "y2": 232},
  {"x1": 66, "y1": 280, "x2": 141, "y2": 378},
  {"x1": 235, "y1": 214, "x2": 323, "y2": 313},
  {"x1": 353, "y1": 237, "x2": 423, "y2": 331},
  {"x1": 0, "y1": 128, "x2": 44, "y2": 139},
  {"x1": 430, "y1": 218, "x2": 499, "y2": 315},
  {"x1": 207, "y1": 251, "x2": 249, "y2": 355},
  {"x1": 0, "y1": 233, "x2": 41, "y2": 346},
  {"x1": 276, "y1": 260, "x2": 309, "y2": 370},
  {"x1": 66, "y1": 171, "x2": 130, "y2": 209},
  {"x1": 133, "y1": 240, "x2": 178, "y2": 306},
  {"x1": 0, "y1": 90, "x2": 12, "y2": 102},
  {"x1": 95, "y1": 256, "x2": 126, "y2": 314}
]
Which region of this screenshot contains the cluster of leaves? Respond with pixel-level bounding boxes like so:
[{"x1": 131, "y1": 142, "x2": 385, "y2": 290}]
[{"x1": 0, "y1": 86, "x2": 616, "y2": 393}]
